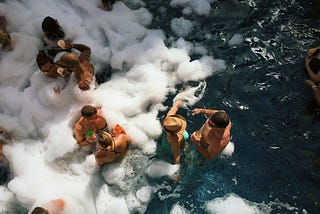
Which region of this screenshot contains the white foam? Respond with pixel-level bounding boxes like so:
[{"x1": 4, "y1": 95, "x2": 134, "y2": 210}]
[
  {"x1": 206, "y1": 194, "x2": 260, "y2": 214},
  {"x1": 0, "y1": 0, "x2": 226, "y2": 212},
  {"x1": 146, "y1": 160, "x2": 180, "y2": 178}
]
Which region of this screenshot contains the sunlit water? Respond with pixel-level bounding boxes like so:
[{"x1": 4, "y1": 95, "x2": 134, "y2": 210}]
[{"x1": 0, "y1": 0, "x2": 319, "y2": 213}]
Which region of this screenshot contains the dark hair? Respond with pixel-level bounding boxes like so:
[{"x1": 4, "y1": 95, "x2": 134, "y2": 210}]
[
  {"x1": 309, "y1": 57, "x2": 320, "y2": 74},
  {"x1": 42, "y1": 16, "x2": 65, "y2": 40},
  {"x1": 210, "y1": 111, "x2": 230, "y2": 128},
  {"x1": 81, "y1": 105, "x2": 97, "y2": 118},
  {"x1": 31, "y1": 207, "x2": 48, "y2": 214}
]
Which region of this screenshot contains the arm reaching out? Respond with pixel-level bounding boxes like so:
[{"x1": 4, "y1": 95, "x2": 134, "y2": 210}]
[
  {"x1": 166, "y1": 99, "x2": 182, "y2": 117},
  {"x1": 192, "y1": 108, "x2": 220, "y2": 117}
]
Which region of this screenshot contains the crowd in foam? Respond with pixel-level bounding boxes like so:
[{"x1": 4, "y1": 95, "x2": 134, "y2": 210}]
[{"x1": 0, "y1": 0, "x2": 235, "y2": 213}]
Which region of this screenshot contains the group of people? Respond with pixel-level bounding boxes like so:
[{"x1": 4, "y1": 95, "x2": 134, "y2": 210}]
[
  {"x1": 161, "y1": 99, "x2": 232, "y2": 164},
  {"x1": 0, "y1": 3, "x2": 233, "y2": 212},
  {"x1": 73, "y1": 105, "x2": 132, "y2": 165}
]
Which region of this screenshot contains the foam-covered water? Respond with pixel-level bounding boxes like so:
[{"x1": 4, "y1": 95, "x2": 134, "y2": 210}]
[{"x1": 0, "y1": 0, "x2": 319, "y2": 213}]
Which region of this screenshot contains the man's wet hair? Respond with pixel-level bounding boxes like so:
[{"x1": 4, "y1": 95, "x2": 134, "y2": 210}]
[
  {"x1": 210, "y1": 111, "x2": 230, "y2": 128},
  {"x1": 31, "y1": 207, "x2": 49, "y2": 214},
  {"x1": 81, "y1": 105, "x2": 97, "y2": 118}
]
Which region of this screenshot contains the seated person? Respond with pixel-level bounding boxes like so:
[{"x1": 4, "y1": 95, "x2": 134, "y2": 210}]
[
  {"x1": 0, "y1": 126, "x2": 13, "y2": 185},
  {"x1": 74, "y1": 105, "x2": 107, "y2": 146},
  {"x1": 41, "y1": 16, "x2": 68, "y2": 57},
  {"x1": 161, "y1": 99, "x2": 188, "y2": 164},
  {"x1": 190, "y1": 108, "x2": 231, "y2": 160},
  {"x1": 305, "y1": 46, "x2": 320, "y2": 106},
  {"x1": 29, "y1": 199, "x2": 64, "y2": 214},
  {"x1": 95, "y1": 124, "x2": 131, "y2": 165},
  {"x1": 36, "y1": 40, "x2": 95, "y2": 91},
  {"x1": 0, "y1": 16, "x2": 12, "y2": 51}
]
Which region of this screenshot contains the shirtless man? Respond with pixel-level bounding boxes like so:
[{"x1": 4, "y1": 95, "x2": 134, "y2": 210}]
[
  {"x1": 95, "y1": 125, "x2": 131, "y2": 165},
  {"x1": 74, "y1": 105, "x2": 108, "y2": 146},
  {"x1": 190, "y1": 108, "x2": 231, "y2": 160}
]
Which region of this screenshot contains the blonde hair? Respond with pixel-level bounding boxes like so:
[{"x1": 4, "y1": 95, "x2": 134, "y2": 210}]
[{"x1": 98, "y1": 131, "x2": 113, "y2": 148}]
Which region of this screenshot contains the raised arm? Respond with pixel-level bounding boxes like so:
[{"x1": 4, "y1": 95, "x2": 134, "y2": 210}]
[
  {"x1": 192, "y1": 108, "x2": 220, "y2": 117},
  {"x1": 165, "y1": 99, "x2": 182, "y2": 118}
]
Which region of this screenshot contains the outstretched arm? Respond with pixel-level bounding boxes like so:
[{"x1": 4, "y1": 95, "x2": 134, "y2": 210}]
[
  {"x1": 192, "y1": 108, "x2": 220, "y2": 117},
  {"x1": 166, "y1": 99, "x2": 182, "y2": 118}
]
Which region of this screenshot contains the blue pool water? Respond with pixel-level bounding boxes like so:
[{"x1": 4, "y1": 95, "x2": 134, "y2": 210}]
[{"x1": 144, "y1": 0, "x2": 320, "y2": 213}]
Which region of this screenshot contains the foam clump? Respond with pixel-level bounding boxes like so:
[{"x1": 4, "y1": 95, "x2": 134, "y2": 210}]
[
  {"x1": 228, "y1": 33, "x2": 244, "y2": 46},
  {"x1": 146, "y1": 160, "x2": 180, "y2": 178},
  {"x1": 222, "y1": 141, "x2": 235, "y2": 156},
  {"x1": 206, "y1": 193, "x2": 260, "y2": 214}
]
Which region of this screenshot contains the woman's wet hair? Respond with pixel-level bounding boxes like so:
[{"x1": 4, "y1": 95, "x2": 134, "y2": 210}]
[
  {"x1": 81, "y1": 105, "x2": 97, "y2": 118},
  {"x1": 210, "y1": 111, "x2": 230, "y2": 128},
  {"x1": 98, "y1": 132, "x2": 113, "y2": 148}
]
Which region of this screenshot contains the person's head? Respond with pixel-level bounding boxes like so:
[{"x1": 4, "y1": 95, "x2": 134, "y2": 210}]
[
  {"x1": 162, "y1": 115, "x2": 187, "y2": 135},
  {"x1": 30, "y1": 207, "x2": 49, "y2": 214},
  {"x1": 57, "y1": 53, "x2": 79, "y2": 68},
  {"x1": 309, "y1": 55, "x2": 320, "y2": 74},
  {"x1": 209, "y1": 111, "x2": 230, "y2": 128},
  {"x1": 0, "y1": 28, "x2": 11, "y2": 50},
  {"x1": 42, "y1": 16, "x2": 65, "y2": 40},
  {"x1": 98, "y1": 131, "x2": 113, "y2": 148},
  {"x1": 81, "y1": 105, "x2": 97, "y2": 119}
]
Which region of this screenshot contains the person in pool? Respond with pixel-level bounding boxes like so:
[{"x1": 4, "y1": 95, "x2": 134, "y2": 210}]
[
  {"x1": 95, "y1": 124, "x2": 132, "y2": 165},
  {"x1": 161, "y1": 99, "x2": 188, "y2": 164},
  {"x1": 305, "y1": 45, "x2": 320, "y2": 106},
  {"x1": 74, "y1": 105, "x2": 108, "y2": 147},
  {"x1": 190, "y1": 108, "x2": 231, "y2": 160}
]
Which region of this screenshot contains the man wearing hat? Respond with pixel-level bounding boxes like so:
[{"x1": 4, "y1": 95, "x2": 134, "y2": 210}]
[
  {"x1": 162, "y1": 99, "x2": 188, "y2": 164},
  {"x1": 190, "y1": 108, "x2": 231, "y2": 160}
]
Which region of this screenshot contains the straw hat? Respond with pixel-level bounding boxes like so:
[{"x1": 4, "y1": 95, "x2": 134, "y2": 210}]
[{"x1": 162, "y1": 115, "x2": 187, "y2": 134}]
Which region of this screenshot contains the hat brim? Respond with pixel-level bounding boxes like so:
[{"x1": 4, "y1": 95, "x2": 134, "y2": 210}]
[{"x1": 166, "y1": 114, "x2": 187, "y2": 134}]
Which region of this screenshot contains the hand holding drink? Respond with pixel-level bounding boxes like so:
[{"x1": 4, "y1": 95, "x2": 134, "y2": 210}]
[{"x1": 86, "y1": 129, "x2": 96, "y2": 143}]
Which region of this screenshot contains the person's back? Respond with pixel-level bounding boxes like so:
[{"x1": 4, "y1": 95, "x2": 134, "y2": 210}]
[
  {"x1": 161, "y1": 99, "x2": 188, "y2": 164},
  {"x1": 191, "y1": 109, "x2": 231, "y2": 160},
  {"x1": 95, "y1": 125, "x2": 131, "y2": 165}
]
